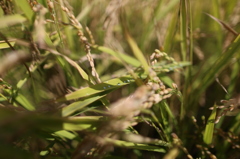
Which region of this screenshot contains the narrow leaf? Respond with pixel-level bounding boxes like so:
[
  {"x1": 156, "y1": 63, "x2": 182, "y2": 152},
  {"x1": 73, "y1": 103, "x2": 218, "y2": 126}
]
[
  {"x1": 0, "y1": 14, "x2": 26, "y2": 29},
  {"x1": 57, "y1": 75, "x2": 134, "y2": 102},
  {"x1": 203, "y1": 104, "x2": 217, "y2": 144},
  {"x1": 14, "y1": 0, "x2": 34, "y2": 21},
  {"x1": 125, "y1": 32, "x2": 150, "y2": 75},
  {"x1": 62, "y1": 95, "x2": 105, "y2": 117},
  {"x1": 93, "y1": 45, "x2": 141, "y2": 67}
]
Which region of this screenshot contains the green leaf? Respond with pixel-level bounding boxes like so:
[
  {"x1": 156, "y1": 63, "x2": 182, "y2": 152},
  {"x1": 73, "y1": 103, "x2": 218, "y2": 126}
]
[
  {"x1": 53, "y1": 130, "x2": 77, "y2": 140},
  {"x1": 105, "y1": 138, "x2": 166, "y2": 153},
  {"x1": 93, "y1": 45, "x2": 141, "y2": 67},
  {"x1": 0, "y1": 14, "x2": 26, "y2": 29},
  {"x1": 62, "y1": 95, "x2": 105, "y2": 117},
  {"x1": 203, "y1": 104, "x2": 217, "y2": 144},
  {"x1": 14, "y1": 0, "x2": 34, "y2": 21},
  {"x1": 194, "y1": 34, "x2": 240, "y2": 98},
  {"x1": 63, "y1": 116, "x2": 102, "y2": 130},
  {"x1": 15, "y1": 93, "x2": 35, "y2": 111},
  {"x1": 57, "y1": 75, "x2": 134, "y2": 102},
  {"x1": 125, "y1": 32, "x2": 150, "y2": 75}
]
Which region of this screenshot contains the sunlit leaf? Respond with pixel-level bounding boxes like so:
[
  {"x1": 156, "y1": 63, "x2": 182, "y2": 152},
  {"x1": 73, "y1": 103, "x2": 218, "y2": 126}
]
[{"x1": 203, "y1": 104, "x2": 217, "y2": 144}]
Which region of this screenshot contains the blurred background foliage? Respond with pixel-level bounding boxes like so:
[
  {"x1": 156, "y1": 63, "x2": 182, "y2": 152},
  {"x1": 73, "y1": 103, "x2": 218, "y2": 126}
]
[{"x1": 0, "y1": 0, "x2": 240, "y2": 158}]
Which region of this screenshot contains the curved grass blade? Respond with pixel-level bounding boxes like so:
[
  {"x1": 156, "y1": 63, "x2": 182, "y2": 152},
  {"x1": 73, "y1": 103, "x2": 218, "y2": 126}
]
[
  {"x1": 62, "y1": 95, "x2": 105, "y2": 117},
  {"x1": 14, "y1": 0, "x2": 34, "y2": 22},
  {"x1": 194, "y1": 34, "x2": 240, "y2": 97},
  {"x1": 46, "y1": 47, "x2": 93, "y2": 84},
  {"x1": 57, "y1": 75, "x2": 134, "y2": 102},
  {"x1": 63, "y1": 116, "x2": 103, "y2": 130},
  {"x1": 15, "y1": 93, "x2": 35, "y2": 111},
  {"x1": 92, "y1": 45, "x2": 141, "y2": 67},
  {"x1": 125, "y1": 32, "x2": 150, "y2": 75},
  {"x1": 203, "y1": 104, "x2": 217, "y2": 144}
]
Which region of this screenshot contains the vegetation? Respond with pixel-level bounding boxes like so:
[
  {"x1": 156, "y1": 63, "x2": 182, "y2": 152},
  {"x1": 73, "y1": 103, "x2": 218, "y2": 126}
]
[{"x1": 0, "y1": 0, "x2": 239, "y2": 158}]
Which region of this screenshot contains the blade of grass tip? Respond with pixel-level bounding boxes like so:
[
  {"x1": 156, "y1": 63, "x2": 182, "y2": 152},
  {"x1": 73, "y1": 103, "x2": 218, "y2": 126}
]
[
  {"x1": 125, "y1": 32, "x2": 150, "y2": 75},
  {"x1": 119, "y1": 12, "x2": 149, "y2": 75},
  {"x1": 203, "y1": 104, "x2": 217, "y2": 145},
  {"x1": 205, "y1": 13, "x2": 238, "y2": 36}
]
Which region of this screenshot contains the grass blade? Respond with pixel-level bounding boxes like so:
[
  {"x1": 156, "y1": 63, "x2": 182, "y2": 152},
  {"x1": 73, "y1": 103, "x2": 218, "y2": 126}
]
[
  {"x1": 57, "y1": 75, "x2": 134, "y2": 102},
  {"x1": 0, "y1": 14, "x2": 26, "y2": 29},
  {"x1": 93, "y1": 45, "x2": 141, "y2": 67},
  {"x1": 105, "y1": 138, "x2": 167, "y2": 153},
  {"x1": 193, "y1": 34, "x2": 240, "y2": 97},
  {"x1": 125, "y1": 32, "x2": 150, "y2": 75},
  {"x1": 203, "y1": 104, "x2": 217, "y2": 144},
  {"x1": 62, "y1": 95, "x2": 105, "y2": 117},
  {"x1": 14, "y1": 0, "x2": 34, "y2": 21}
]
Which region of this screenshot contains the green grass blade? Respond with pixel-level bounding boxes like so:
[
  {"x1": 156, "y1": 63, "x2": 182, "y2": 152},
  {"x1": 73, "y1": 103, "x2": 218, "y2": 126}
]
[
  {"x1": 57, "y1": 75, "x2": 134, "y2": 102},
  {"x1": 105, "y1": 138, "x2": 167, "y2": 153},
  {"x1": 203, "y1": 104, "x2": 217, "y2": 144},
  {"x1": 46, "y1": 48, "x2": 93, "y2": 84},
  {"x1": 125, "y1": 32, "x2": 150, "y2": 75},
  {"x1": 14, "y1": 0, "x2": 34, "y2": 21},
  {"x1": 63, "y1": 116, "x2": 102, "y2": 130},
  {"x1": 53, "y1": 130, "x2": 77, "y2": 140},
  {"x1": 142, "y1": 0, "x2": 179, "y2": 49},
  {"x1": 15, "y1": 93, "x2": 35, "y2": 111},
  {"x1": 0, "y1": 14, "x2": 26, "y2": 29},
  {"x1": 194, "y1": 34, "x2": 240, "y2": 97},
  {"x1": 92, "y1": 45, "x2": 141, "y2": 67},
  {"x1": 180, "y1": 0, "x2": 187, "y2": 61},
  {"x1": 62, "y1": 95, "x2": 105, "y2": 117}
]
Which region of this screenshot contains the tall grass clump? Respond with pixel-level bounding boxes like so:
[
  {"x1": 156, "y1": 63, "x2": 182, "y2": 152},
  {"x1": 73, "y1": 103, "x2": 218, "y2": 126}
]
[{"x1": 0, "y1": 0, "x2": 239, "y2": 158}]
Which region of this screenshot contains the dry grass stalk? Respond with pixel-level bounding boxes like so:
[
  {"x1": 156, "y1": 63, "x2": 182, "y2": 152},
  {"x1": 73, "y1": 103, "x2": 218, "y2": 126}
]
[
  {"x1": 209, "y1": 96, "x2": 240, "y2": 123},
  {"x1": 59, "y1": 2, "x2": 101, "y2": 83},
  {"x1": 0, "y1": 0, "x2": 13, "y2": 15},
  {"x1": 33, "y1": 4, "x2": 48, "y2": 49}
]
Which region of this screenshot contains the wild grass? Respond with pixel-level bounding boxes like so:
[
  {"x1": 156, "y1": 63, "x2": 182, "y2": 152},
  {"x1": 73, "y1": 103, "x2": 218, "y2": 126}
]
[{"x1": 0, "y1": 0, "x2": 240, "y2": 158}]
